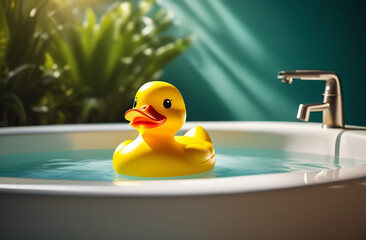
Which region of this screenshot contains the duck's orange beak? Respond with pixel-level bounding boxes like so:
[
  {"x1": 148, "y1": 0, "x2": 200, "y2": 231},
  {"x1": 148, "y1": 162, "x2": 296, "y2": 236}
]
[{"x1": 125, "y1": 105, "x2": 167, "y2": 129}]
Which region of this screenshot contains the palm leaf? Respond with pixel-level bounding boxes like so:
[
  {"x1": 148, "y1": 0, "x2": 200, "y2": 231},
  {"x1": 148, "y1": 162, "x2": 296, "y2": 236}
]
[
  {"x1": 0, "y1": 4, "x2": 9, "y2": 76},
  {"x1": 0, "y1": 93, "x2": 26, "y2": 125}
]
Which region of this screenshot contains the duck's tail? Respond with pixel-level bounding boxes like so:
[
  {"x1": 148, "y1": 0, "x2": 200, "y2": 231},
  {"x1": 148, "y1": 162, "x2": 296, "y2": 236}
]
[{"x1": 184, "y1": 126, "x2": 212, "y2": 143}]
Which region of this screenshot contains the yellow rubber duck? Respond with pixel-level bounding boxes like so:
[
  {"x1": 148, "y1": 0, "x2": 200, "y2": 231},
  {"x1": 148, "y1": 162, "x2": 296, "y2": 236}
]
[{"x1": 113, "y1": 81, "x2": 216, "y2": 177}]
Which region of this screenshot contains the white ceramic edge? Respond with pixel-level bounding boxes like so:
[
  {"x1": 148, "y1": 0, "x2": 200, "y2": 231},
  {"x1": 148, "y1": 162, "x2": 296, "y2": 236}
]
[
  {"x1": 1, "y1": 165, "x2": 366, "y2": 197},
  {"x1": 0, "y1": 121, "x2": 366, "y2": 197}
]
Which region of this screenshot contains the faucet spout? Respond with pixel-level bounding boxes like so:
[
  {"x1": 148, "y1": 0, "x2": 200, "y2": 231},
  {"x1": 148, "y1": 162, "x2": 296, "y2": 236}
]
[
  {"x1": 278, "y1": 70, "x2": 344, "y2": 128},
  {"x1": 278, "y1": 70, "x2": 342, "y2": 96}
]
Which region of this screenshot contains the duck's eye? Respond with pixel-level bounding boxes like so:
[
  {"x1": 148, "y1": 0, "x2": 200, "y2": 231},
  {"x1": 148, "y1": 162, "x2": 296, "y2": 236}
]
[
  {"x1": 163, "y1": 99, "x2": 172, "y2": 109},
  {"x1": 133, "y1": 98, "x2": 137, "y2": 108}
]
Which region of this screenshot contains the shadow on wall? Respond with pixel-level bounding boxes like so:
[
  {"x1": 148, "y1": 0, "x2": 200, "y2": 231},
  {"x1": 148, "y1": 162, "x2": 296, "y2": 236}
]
[{"x1": 160, "y1": 0, "x2": 366, "y2": 125}]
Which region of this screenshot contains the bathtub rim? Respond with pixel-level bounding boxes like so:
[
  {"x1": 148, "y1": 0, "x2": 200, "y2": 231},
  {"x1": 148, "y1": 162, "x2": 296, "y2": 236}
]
[{"x1": 0, "y1": 121, "x2": 366, "y2": 197}]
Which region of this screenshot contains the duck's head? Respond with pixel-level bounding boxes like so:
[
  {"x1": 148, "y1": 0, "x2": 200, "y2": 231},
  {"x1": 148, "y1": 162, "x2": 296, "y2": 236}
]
[{"x1": 124, "y1": 81, "x2": 186, "y2": 136}]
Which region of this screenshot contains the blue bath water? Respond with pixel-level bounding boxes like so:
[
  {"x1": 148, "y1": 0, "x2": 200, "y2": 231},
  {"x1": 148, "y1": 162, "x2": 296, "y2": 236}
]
[{"x1": 0, "y1": 148, "x2": 364, "y2": 181}]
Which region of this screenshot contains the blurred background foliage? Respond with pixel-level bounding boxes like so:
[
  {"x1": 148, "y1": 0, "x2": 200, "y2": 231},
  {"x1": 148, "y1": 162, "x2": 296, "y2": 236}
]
[{"x1": 0, "y1": 0, "x2": 192, "y2": 126}]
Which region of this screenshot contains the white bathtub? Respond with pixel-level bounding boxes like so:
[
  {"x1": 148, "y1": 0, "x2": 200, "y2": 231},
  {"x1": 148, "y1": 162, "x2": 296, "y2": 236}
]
[{"x1": 0, "y1": 122, "x2": 366, "y2": 239}]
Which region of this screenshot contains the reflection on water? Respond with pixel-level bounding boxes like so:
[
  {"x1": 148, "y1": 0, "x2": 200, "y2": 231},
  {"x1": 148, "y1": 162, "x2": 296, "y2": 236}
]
[{"x1": 0, "y1": 148, "x2": 365, "y2": 181}]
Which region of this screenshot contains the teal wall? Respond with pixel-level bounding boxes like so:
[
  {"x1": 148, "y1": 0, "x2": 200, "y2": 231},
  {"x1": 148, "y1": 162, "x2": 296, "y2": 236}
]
[{"x1": 160, "y1": 0, "x2": 366, "y2": 126}]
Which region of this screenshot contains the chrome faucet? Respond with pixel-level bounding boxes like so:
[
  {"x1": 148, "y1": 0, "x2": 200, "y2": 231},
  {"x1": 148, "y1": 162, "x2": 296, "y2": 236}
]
[{"x1": 278, "y1": 70, "x2": 344, "y2": 128}]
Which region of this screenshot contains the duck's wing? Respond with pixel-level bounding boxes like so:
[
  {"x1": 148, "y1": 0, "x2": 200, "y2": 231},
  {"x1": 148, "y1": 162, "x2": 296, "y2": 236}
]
[
  {"x1": 113, "y1": 139, "x2": 133, "y2": 156},
  {"x1": 184, "y1": 126, "x2": 212, "y2": 143}
]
